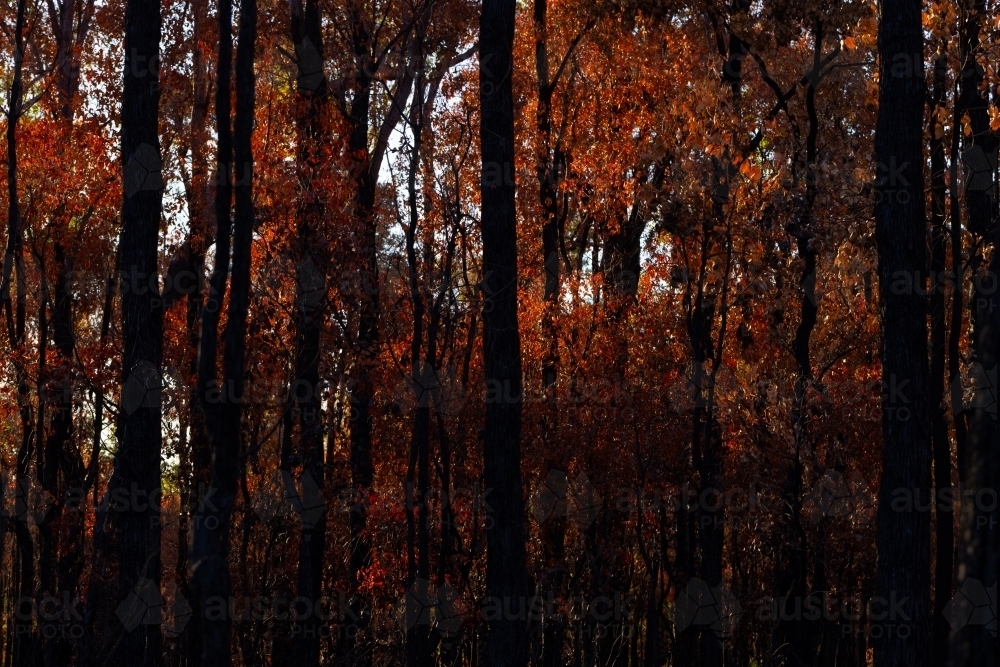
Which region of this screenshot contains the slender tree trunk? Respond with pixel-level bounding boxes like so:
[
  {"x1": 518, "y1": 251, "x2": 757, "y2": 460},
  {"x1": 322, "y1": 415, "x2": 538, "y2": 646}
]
[
  {"x1": 687, "y1": 216, "x2": 731, "y2": 667},
  {"x1": 46, "y1": 2, "x2": 98, "y2": 651},
  {"x1": 771, "y1": 24, "x2": 823, "y2": 667},
  {"x1": 695, "y1": 362, "x2": 724, "y2": 667},
  {"x1": 341, "y1": 8, "x2": 417, "y2": 661},
  {"x1": 684, "y1": 21, "x2": 744, "y2": 664},
  {"x1": 33, "y1": 253, "x2": 57, "y2": 667},
  {"x1": 480, "y1": 3, "x2": 531, "y2": 667},
  {"x1": 290, "y1": 1, "x2": 330, "y2": 664},
  {"x1": 177, "y1": 14, "x2": 214, "y2": 667},
  {"x1": 534, "y1": 0, "x2": 560, "y2": 398},
  {"x1": 344, "y1": 10, "x2": 376, "y2": 662},
  {"x1": 403, "y1": 41, "x2": 434, "y2": 667},
  {"x1": 948, "y1": 57, "x2": 968, "y2": 489},
  {"x1": 190, "y1": 0, "x2": 256, "y2": 663},
  {"x1": 532, "y1": 7, "x2": 577, "y2": 663},
  {"x1": 2, "y1": 3, "x2": 33, "y2": 666},
  {"x1": 80, "y1": 261, "x2": 117, "y2": 667},
  {"x1": 949, "y1": 3, "x2": 1000, "y2": 666},
  {"x1": 673, "y1": 482, "x2": 697, "y2": 667},
  {"x1": 117, "y1": 0, "x2": 165, "y2": 663},
  {"x1": 928, "y1": 52, "x2": 954, "y2": 667},
  {"x1": 872, "y1": 2, "x2": 932, "y2": 666}
]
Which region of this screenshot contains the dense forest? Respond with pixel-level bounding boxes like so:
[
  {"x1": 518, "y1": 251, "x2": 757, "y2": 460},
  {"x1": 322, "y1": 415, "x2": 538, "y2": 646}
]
[{"x1": 0, "y1": 0, "x2": 997, "y2": 666}]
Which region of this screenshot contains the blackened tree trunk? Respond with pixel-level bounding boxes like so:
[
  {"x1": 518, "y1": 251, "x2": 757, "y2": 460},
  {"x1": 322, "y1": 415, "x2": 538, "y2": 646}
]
[
  {"x1": 175, "y1": 2, "x2": 213, "y2": 665},
  {"x1": 531, "y1": 7, "x2": 593, "y2": 664},
  {"x1": 673, "y1": 483, "x2": 697, "y2": 667},
  {"x1": 533, "y1": 0, "x2": 574, "y2": 398},
  {"x1": 770, "y1": 24, "x2": 824, "y2": 667},
  {"x1": 80, "y1": 261, "x2": 118, "y2": 667},
  {"x1": 341, "y1": 9, "x2": 379, "y2": 660},
  {"x1": 949, "y1": 3, "x2": 1000, "y2": 666},
  {"x1": 928, "y1": 51, "x2": 954, "y2": 667},
  {"x1": 343, "y1": 17, "x2": 378, "y2": 662},
  {"x1": 117, "y1": 0, "x2": 164, "y2": 664},
  {"x1": 341, "y1": 9, "x2": 416, "y2": 663},
  {"x1": 532, "y1": 5, "x2": 565, "y2": 658},
  {"x1": 693, "y1": 245, "x2": 728, "y2": 667},
  {"x1": 45, "y1": 5, "x2": 97, "y2": 664},
  {"x1": 189, "y1": 0, "x2": 256, "y2": 664},
  {"x1": 189, "y1": 0, "x2": 233, "y2": 655},
  {"x1": 947, "y1": 43, "x2": 968, "y2": 489},
  {"x1": 2, "y1": 3, "x2": 34, "y2": 666},
  {"x1": 290, "y1": 1, "x2": 330, "y2": 665},
  {"x1": 947, "y1": 182, "x2": 999, "y2": 666},
  {"x1": 872, "y1": 2, "x2": 931, "y2": 667},
  {"x1": 684, "y1": 145, "x2": 736, "y2": 667},
  {"x1": 403, "y1": 36, "x2": 433, "y2": 667},
  {"x1": 480, "y1": 2, "x2": 531, "y2": 667}
]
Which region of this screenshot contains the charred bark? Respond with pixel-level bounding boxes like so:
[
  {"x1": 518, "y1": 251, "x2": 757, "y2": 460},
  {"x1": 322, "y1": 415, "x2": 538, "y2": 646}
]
[
  {"x1": 116, "y1": 0, "x2": 165, "y2": 663},
  {"x1": 873, "y1": 2, "x2": 932, "y2": 666},
  {"x1": 480, "y1": 2, "x2": 532, "y2": 667},
  {"x1": 189, "y1": 0, "x2": 256, "y2": 664},
  {"x1": 928, "y1": 52, "x2": 954, "y2": 667},
  {"x1": 290, "y1": 1, "x2": 331, "y2": 665},
  {"x1": 949, "y1": 3, "x2": 1000, "y2": 665}
]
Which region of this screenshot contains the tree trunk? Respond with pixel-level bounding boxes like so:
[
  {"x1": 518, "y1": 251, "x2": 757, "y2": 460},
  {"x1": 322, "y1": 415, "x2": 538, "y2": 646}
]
[
  {"x1": 80, "y1": 262, "x2": 118, "y2": 667},
  {"x1": 189, "y1": 0, "x2": 256, "y2": 663},
  {"x1": 771, "y1": 24, "x2": 823, "y2": 667},
  {"x1": 341, "y1": 9, "x2": 417, "y2": 663},
  {"x1": 3, "y1": 3, "x2": 34, "y2": 666},
  {"x1": 480, "y1": 3, "x2": 532, "y2": 667},
  {"x1": 928, "y1": 52, "x2": 954, "y2": 667},
  {"x1": 872, "y1": 1, "x2": 932, "y2": 666},
  {"x1": 188, "y1": 0, "x2": 232, "y2": 653},
  {"x1": 46, "y1": 2, "x2": 98, "y2": 654},
  {"x1": 534, "y1": 0, "x2": 560, "y2": 398},
  {"x1": 344, "y1": 10, "x2": 376, "y2": 662},
  {"x1": 174, "y1": 4, "x2": 213, "y2": 666},
  {"x1": 403, "y1": 39, "x2": 434, "y2": 667},
  {"x1": 949, "y1": 3, "x2": 1000, "y2": 665},
  {"x1": 117, "y1": 0, "x2": 165, "y2": 663},
  {"x1": 290, "y1": 1, "x2": 330, "y2": 665}
]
